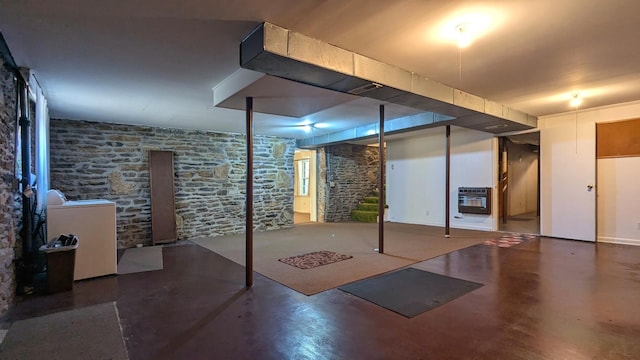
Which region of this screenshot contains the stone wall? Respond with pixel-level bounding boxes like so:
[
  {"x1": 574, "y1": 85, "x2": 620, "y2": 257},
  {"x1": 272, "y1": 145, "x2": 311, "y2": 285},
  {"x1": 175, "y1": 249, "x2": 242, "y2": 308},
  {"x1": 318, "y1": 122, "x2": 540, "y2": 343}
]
[
  {"x1": 49, "y1": 119, "x2": 295, "y2": 248},
  {"x1": 324, "y1": 144, "x2": 380, "y2": 222},
  {"x1": 0, "y1": 57, "x2": 18, "y2": 314}
]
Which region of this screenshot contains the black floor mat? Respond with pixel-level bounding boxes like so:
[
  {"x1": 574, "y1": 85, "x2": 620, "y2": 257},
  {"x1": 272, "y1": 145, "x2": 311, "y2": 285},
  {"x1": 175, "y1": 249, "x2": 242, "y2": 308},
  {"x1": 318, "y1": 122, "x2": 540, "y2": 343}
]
[{"x1": 339, "y1": 268, "x2": 483, "y2": 318}]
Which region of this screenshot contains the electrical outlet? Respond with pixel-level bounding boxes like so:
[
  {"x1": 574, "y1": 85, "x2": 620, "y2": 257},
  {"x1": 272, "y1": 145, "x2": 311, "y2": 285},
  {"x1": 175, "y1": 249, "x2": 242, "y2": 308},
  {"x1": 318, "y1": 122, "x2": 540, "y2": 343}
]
[{"x1": 426, "y1": 210, "x2": 430, "y2": 216}]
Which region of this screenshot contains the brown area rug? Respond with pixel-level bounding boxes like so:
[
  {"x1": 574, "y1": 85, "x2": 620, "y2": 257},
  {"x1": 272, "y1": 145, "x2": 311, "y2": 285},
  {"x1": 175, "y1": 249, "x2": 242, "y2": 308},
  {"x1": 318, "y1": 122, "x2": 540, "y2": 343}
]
[
  {"x1": 279, "y1": 250, "x2": 353, "y2": 269},
  {"x1": 193, "y1": 222, "x2": 502, "y2": 295}
]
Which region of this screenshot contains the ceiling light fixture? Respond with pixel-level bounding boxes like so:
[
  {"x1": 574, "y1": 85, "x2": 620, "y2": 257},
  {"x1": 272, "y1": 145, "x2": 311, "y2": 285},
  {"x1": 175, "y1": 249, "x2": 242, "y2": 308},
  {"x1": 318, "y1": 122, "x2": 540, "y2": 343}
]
[
  {"x1": 570, "y1": 92, "x2": 581, "y2": 154},
  {"x1": 454, "y1": 22, "x2": 476, "y2": 81},
  {"x1": 455, "y1": 22, "x2": 474, "y2": 48},
  {"x1": 570, "y1": 93, "x2": 582, "y2": 107},
  {"x1": 439, "y1": 13, "x2": 493, "y2": 48},
  {"x1": 298, "y1": 121, "x2": 329, "y2": 133}
]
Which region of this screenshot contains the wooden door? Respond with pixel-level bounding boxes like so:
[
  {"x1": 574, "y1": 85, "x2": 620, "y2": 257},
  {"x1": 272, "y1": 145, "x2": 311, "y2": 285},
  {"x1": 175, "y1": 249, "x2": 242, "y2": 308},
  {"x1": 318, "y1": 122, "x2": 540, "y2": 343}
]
[{"x1": 149, "y1": 150, "x2": 177, "y2": 244}]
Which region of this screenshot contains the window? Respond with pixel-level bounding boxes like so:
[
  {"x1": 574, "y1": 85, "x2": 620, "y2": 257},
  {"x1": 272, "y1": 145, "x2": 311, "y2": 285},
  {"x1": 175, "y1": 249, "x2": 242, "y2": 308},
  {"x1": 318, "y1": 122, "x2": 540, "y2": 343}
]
[{"x1": 295, "y1": 159, "x2": 310, "y2": 196}]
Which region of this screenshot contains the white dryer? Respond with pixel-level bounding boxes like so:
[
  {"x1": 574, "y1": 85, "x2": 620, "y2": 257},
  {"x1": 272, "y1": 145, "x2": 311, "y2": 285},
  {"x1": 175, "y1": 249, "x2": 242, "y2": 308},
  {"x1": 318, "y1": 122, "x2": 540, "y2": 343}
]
[{"x1": 46, "y1": 199, "x2": 117, "y2": 280}]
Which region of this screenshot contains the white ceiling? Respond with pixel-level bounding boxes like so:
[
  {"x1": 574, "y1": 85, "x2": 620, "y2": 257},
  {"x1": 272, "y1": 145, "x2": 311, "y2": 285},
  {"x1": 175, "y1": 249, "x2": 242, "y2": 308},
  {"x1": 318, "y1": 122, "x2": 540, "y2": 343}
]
[{"x1": 2, "y1": 1, "x2": 640, "y2": 139}]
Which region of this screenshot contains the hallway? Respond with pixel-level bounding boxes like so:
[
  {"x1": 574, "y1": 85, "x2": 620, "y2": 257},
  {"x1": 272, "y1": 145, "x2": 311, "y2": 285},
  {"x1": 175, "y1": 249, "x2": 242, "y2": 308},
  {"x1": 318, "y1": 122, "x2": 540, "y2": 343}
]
[
  {"x1": 500, "y1": 211, "x2": 540, "y2": 235},
  {"x1": 3, "y1": 233, "x2": 639, "y2": 359}
]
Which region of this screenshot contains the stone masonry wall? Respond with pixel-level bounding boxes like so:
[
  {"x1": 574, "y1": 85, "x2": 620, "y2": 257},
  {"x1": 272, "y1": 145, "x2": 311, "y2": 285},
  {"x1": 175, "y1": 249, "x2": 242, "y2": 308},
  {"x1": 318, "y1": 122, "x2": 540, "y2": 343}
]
[
  {"x1": 49, "y1": 119, "x2": 295, "y2": 248},
  {"x1": 0, "y1": 57, "x2": 18, "y2": 314},
  {"x1": 324, "y1": 144, "x2": 379, "y2": 222}
]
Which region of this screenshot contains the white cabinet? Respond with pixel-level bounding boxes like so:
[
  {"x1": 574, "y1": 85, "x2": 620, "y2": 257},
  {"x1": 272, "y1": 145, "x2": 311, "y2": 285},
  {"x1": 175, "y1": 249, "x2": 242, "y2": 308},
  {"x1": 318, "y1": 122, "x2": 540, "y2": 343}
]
[{"x1": 46, "y1": 200, "x2": 117, "y2": 280}]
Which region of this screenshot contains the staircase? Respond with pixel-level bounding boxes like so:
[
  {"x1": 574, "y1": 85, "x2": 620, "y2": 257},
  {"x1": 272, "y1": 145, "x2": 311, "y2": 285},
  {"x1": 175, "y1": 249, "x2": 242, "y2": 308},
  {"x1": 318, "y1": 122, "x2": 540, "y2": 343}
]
[{"x1": 350, "y1": 189, "x2": 388, "y2": 223}]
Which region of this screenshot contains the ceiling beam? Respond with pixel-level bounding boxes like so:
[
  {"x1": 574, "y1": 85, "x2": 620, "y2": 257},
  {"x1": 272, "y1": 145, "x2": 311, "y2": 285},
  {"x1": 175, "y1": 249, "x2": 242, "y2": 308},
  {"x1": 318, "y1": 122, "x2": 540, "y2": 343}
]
[{"x1": 241, "y1": 22, "x2": 537, "y2": 135}]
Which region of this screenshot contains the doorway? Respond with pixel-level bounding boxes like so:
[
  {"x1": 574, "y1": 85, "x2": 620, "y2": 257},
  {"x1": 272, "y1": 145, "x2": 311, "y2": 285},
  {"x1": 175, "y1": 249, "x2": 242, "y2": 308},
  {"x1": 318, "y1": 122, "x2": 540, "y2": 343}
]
[
  {"x1": 498, "y1": 132, "x2": 540, "y2": 234},
  {"x1": 293, "y1": 149, "x2": 317, "y2": 224}
]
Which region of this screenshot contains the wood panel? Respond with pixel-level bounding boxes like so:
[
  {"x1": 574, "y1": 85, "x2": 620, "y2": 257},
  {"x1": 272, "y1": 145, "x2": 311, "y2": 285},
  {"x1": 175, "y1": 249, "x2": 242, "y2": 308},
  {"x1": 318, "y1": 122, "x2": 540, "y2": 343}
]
[
  {"x1": 149, "y1": 150, "x2": 177, "y2": 244},
  {"x1": 597, "y1": 118, "x2": 640, "y2": 158}
]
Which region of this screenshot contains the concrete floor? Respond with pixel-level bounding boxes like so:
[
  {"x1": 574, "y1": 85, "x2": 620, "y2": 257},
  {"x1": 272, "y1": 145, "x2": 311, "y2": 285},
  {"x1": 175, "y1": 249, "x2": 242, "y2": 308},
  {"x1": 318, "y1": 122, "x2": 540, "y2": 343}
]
[{"x1": 3, "y1": 227, "x2": 640, "y2": 359}]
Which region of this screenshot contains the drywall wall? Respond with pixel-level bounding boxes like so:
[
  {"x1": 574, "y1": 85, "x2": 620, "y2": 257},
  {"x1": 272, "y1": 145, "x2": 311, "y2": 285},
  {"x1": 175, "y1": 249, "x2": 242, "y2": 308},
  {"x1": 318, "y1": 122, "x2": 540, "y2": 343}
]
[
  {"x1": 386, "y1": 126, "x2": 497, "y2": 231},
  {"x1": 597, "y1": 157, "x2": 640, "y2": 246},
  {"x1": 507, "y1": 142, "x2": 538, "y2": 216},
  {"x1": 450, "y1": 127, "x2": 497, "y2": 231},
  {"x1": 539, "y1": 100, "x2": 640, "y2": 244},
  {"x1": 387, "y1": 128, "x2": 445, "y2": 226}
]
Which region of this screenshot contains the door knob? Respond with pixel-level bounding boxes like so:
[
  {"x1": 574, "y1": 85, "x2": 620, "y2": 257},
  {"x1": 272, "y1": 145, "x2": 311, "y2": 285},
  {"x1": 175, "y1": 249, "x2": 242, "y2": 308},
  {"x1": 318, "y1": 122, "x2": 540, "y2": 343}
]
[{"x1": 587, "y1": 184, "x2": 594, "y2": 191}]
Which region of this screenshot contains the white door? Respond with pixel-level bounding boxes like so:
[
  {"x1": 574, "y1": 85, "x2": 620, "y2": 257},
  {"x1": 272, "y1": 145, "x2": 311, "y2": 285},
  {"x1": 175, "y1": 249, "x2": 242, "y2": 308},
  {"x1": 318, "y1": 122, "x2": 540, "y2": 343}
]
[{"x1": 540, "y1": 114, "x2": 596, "y2": 241}]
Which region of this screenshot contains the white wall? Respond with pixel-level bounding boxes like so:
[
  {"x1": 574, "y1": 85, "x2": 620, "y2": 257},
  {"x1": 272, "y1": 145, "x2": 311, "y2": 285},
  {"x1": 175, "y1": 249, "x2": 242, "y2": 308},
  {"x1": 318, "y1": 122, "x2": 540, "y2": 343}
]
[
  {"x1": 598, "y1": 157, "x2": 640, "y2": 246},
  {"x1": 385, "y1": 100, "x2": 640, "y2": 243},
  {"x1": 387, "y1": 128, "x2": 445, "y2": 226},
  {"x1": 507, "y1": 143, "x2": 538, "y2": 216},
  {"x1": 450, "y1": 127, "x2": 498, "y2": 231},
  {"x1": 540, "y1": 100, "x2": 640, "y2": 245},
  {"x1": 386, "y1": 126, "x2": 497, "y2": 231}
]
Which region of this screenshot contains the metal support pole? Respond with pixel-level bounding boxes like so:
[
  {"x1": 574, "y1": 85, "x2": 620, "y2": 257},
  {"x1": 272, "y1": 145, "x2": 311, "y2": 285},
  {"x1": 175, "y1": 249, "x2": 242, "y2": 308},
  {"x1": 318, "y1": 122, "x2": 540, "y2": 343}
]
[
  {"x1": 501, "y1": 138, "x2": 508, "y2": 224},
  {"x1": 19, "y1": 80, "x2": 33, "y2": 257},
  {"x1": 245, "y1": 97, "x2": 254, "y2": 287},
  {"x1": 445, "y1": 125, "x2": 451, "y2": 238},
  {"x1": 537, "y1": 145, "x2": 541, "y2": 217},
  {"x1": 378, "y1": 104, "x2": 385, "y2": 253}
]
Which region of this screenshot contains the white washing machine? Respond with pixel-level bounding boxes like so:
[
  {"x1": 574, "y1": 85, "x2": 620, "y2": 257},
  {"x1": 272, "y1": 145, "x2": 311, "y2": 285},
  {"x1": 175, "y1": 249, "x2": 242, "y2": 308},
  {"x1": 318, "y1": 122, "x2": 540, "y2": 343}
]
[{"x1": 46, "y1": 199, "x2": 117, "y2": 280}]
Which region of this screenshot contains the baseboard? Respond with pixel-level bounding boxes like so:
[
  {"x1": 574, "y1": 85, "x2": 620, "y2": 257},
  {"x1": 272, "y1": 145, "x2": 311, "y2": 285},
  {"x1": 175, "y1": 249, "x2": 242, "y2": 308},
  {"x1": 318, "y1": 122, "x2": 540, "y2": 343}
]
[
  {"x1": 390, "y1": 220, "x2": 493, "y2": 233},
  {"x1": 450, "y1": 223, "x2": 493, "y2": 232},
  {"x1": 390, "y1": 219, "x2": 442, "y2": 227},
  {"x1": 597, "y1": 236, "x2": 640, "y2": 246}
]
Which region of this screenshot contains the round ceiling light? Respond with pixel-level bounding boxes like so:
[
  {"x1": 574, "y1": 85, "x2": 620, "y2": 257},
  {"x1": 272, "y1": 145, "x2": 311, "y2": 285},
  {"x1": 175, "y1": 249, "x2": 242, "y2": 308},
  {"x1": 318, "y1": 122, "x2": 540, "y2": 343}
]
[
  {"x1": 570, "y1": 93, "x2": 582, "y2": 108},
  {"x1": 455, "y1": 23, "x2": 474, "y2": 48},
  {"x1": 439, "y1": 14, "x2": 493, "y2": 47}
]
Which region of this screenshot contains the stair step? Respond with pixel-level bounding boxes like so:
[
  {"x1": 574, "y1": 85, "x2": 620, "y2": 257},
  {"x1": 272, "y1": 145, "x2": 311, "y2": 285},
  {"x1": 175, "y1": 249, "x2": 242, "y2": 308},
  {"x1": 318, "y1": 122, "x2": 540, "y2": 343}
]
[
  {"x1": 357, "y1": 203, "x2": 379, "y2": 212},
  {"x1": 363, "y1": 196, "x2": 379, "y2": 203},
  {"x1": 351, "y1": 210, "x2": 379, "y2": 223}
]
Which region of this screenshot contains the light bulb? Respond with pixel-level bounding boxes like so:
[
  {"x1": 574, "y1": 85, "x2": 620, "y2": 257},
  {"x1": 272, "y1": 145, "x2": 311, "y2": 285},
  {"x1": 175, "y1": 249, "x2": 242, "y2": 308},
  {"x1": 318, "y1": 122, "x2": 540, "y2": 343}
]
[
  {"x1": 570, "y1": 93, "x2": 582, "y2": 107},
  {"x1": 455, "y1": 23, "x2": 473, "y2": 48}
]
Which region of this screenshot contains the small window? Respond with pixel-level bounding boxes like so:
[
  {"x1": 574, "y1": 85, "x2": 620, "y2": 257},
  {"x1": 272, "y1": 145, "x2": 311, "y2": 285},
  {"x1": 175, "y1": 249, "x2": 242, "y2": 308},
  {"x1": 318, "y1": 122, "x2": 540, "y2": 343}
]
[{"x1": 295, "y1": 159, "x2": 310, "y2": 196}]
